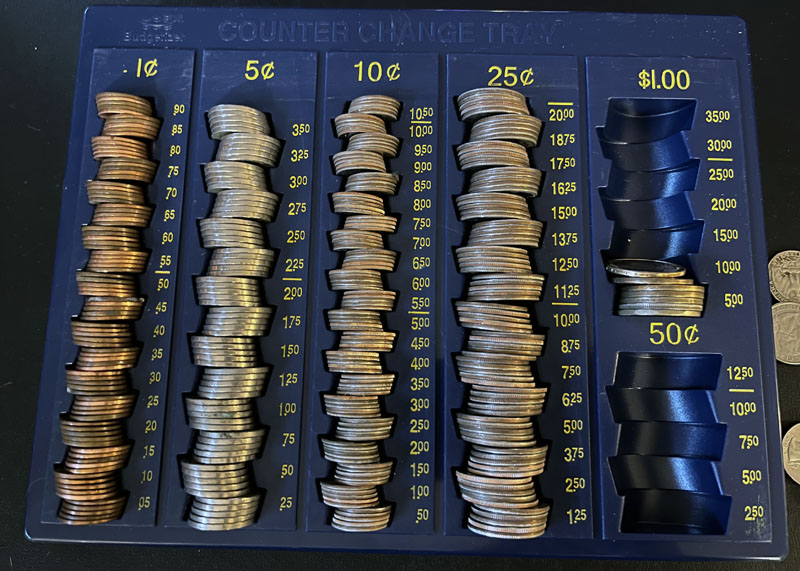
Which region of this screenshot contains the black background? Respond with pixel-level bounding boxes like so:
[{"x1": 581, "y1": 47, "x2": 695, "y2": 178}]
[{"x1": 1, "y1": 1, "x2": 798, "y2": 569}]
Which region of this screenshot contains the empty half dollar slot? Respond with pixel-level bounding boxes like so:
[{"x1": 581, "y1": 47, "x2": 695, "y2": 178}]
[
  {"x1": 613, "y1": 352, "x2": 722, "y2": 389},
  {"x1": 609, "y1": 455, "x2": 723, "y2": 494},
  {"x1": 606, "y1": 388, "x2": 717, "y2": 423},
  {"x1": 616, "y1": 422, "x2": 726, "y2": 459},
  {"x1": 620, "y1": 489, "x2": 731, "y2": 535}
]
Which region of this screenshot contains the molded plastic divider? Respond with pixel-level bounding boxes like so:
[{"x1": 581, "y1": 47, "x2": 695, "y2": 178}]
[
  {"x1": 616, "y1": 422, "x2": 726, "y2": 458},
  {"x1": 614, "y1": 352, "x2": 721, "y2": 389},
  {"x1": 599, "y1": 192, "x2": 694, "y2": 229},
  {"x1": 602, "y1": 160, "x2": 699, "y2": 200},
  {"x1": 609, "y1": 455, "x2": 722, "y2": 493},
  {"x1": 602, "y1": 99, "x2": 695, "y2": 143},
  {"x1": 608, "y1": 222, "x2": 704, "y2": 260},
  {"x1": 620, "y1": 490, "x2": 731, "y2": 535},
  {"x1": 607, "y1": 388, "x2": 718, "y2": 424},
  {"x1": 598, "y1": 131, "x2": 692, "y2": 172}
]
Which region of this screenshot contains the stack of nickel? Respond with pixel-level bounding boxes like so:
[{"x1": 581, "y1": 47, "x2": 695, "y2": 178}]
[
  {"x1": 451, "y1": 87, "x2": 550, "y2": 539},
  {"x1": 183, "y1": 104, "x2": 283, "y2": 531},
  {"x1": 606, "y1": 259, "x2": 705, "y2": 317},
  {"x1": 56, "y1": 91, "x2": 160, "y2": 525},
  {"x1": 321, "y1": 94, "x2": 402, "y2": 532}
]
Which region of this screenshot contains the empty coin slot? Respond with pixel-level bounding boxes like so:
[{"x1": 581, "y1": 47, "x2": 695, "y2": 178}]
[
  {"x1": 596, "y1": 97, "x2": 706, "y2": 291},
  {"x1": 609, "y1": 455, "x2": 723, "y2": 494},
  {"x1": 613, "y1": 352, "x2": 722, "y2": 389},
  {"x1": 602, "y1": 99, "x2": 696, "y2": 143},
  {"x1": 620, "y1": 489, "x2": 731, "y2": 535},
  {"x1": 598, "y1": 131, "x2": 692, "y2": 172},
  {"x1": 608, "y1": 222, "x2": 703, "y2": 260},
  {"x1": 616, "y1": 422, "x2": 726, "y2": 459},
  {"x1": 606, "y1": 351, "x2": 729, "y2": 535}
]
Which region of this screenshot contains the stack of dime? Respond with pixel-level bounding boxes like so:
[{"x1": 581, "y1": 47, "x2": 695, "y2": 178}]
[
  {"x1": 56, "y1": 92, "x2": 160, "y2": 525},
  {"x1": 452, "y1": 87, "x2": 550, "y2": 539},
  {"x1": 321, "y1": 95, "x2": 401, "y2": 532},
  {"x1": 606, "y1": 258, "x2": 705, "y2": 317},
  {"x1": 182, "y1": 104, "x2": 282, "y2": 531}
]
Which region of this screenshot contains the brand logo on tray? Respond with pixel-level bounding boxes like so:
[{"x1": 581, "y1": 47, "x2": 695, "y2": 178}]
[{"x1": 123, "y1": 14, "x2": 185, "y2": 44}]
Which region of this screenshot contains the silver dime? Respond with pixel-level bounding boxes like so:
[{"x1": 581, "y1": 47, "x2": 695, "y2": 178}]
[
  {"x1": 334, "y1": 113, "x2": 387, "y2": 137},
  {"x1": 348, "y1": 95, "x2": 401, "y2": 121},
  {"x1": 347, "y1": 133, "x2": 400, "y2": 157}
]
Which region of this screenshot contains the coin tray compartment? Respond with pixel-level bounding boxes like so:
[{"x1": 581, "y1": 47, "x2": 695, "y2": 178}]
[
  {"x1": 444, "y1": 81, "x2": 547, "y2": 537},
  {"x1": 588, "y1": 56, "x2": 782, "y2": 552},
  {"x1": 607, "y1": 353, "x2": 730, "y2": 534},
  {"x1": 606, "y1": 353, "x2": 730, "y2": 534},
  {"x1": 26, "y1": 7, "x2": 786, "y2": 560},
  {"x1": 598, "y1": 97, "x2": 702, "y2": 260},
  {"x1": 619, "y1": 489, "x2": 731, "y2": 535},
  {"x1": 160, "y1": 49, "x2": 318, "y2": 531}
]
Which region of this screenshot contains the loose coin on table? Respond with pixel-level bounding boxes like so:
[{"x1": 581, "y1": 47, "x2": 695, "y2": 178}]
[
  {"x1": 772, "y1": 302, "x2": 800, "y2": 365},
  {"x1": 769, "y1": 250, "x2": 800, "y2": 302},
  {"x1": 782, "y1": 424, "x2": 800, "y2": 485}
]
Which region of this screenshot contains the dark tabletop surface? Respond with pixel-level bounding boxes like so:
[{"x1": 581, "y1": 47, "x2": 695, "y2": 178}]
[{"x1": 1, "y1": 1, "x2": 799, "y2": 569}]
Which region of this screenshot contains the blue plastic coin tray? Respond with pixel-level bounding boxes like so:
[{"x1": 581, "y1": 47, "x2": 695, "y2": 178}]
[{"x1": 26, "y1": 6, "x2": 787, "y2": 560}]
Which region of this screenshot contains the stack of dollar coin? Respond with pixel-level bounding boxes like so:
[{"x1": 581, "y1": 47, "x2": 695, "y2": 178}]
[
  {"x1": 606, "y1": 258, "x2": 705, "y2": 317},
  {"x1": 452, "y1": 87, "x2": 550, "y2": 539},
  {"x1": 182, "y1": 104, "x2": 281, "y2": 531},
  {"x1": 320, "y1": 95, "x2": 401, "y2": 532},
  {"x1": 57, "y1": 92, "x2": 159, "y2": 525}
]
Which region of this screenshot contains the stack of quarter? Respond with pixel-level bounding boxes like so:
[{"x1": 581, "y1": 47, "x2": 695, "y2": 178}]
[
  {"x1": 182, "y1": 104, "x2": 282, "y2": 531},
  {"x1": 56, "y1": 92, "x2": 160, "y2": 525},
  {"x1": 320, "y1": 95, "x2": 402, "y2": 532},
  {"x1": 452, "y1": 87, "x2": 550, "y2": 539},
  {"x1": 606, "y1": 259, "x2": 706, "y2": 317}
]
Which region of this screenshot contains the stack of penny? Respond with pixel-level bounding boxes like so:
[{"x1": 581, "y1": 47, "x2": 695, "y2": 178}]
[
  {"x1": 320, "y1": 95, "x2": 401, "y2": 532},
  {"x1": 452, "y1": 87, "x2": 550, "y2": 539},
  {"x1": 57, "y1": 92, "x2": 159, "y2": 525},
  {"x1": 182, "y1": 104, "x2": 281, "y2": 531}
]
